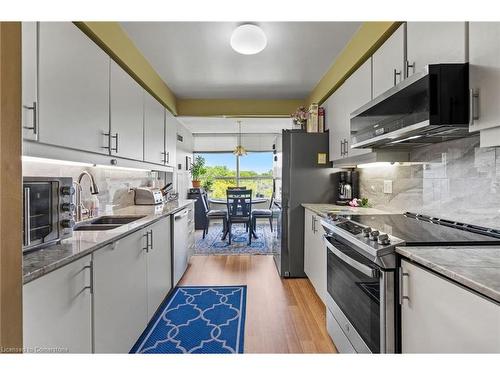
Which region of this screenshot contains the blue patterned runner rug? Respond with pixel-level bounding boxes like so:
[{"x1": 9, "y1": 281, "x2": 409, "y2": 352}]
[{"x1": 131, "y1": 286, "x2": 247, "y2": 354}]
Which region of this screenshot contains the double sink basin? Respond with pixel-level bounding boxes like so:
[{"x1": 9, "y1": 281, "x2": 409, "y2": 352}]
[{"x1": 74, "y1": 215, "x2": 147, "y2": 231}]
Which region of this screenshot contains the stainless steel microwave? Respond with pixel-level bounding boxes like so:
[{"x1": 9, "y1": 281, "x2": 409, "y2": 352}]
[{"x1": 23, "y1": 177, "x2": 76, "y2": 252}]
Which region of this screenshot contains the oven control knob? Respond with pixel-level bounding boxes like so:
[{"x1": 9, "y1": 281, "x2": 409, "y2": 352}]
[
  {"x1": 61, "y1": 219, "x2": 75, "y2": 229},
  {"x1": 362, "y1": 227, "x2": 372, "y2": 237},
  {"x1": 61, "y1": 186, "x2": 75, "y2": 196},
  {"x1": 378, "y1": 233, "x2": 391, "y2": 245},
  {"x1": 61, "y1": 203, "x2": 75, "y2": 212},
  {"x1": 369, "y1": 230, "x2": 380, "y2": 241}
]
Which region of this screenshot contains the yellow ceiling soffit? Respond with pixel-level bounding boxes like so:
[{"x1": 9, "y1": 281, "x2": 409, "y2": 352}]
[
  {"x1": 74, "y1": 22, "x2": 178, "y2": 115},
  {"x1": 176, "y1": 99, "x2": 304, "y2": 117},
  {"x1": 307, "y1": 21, "x2": 403, "y2": 106}
]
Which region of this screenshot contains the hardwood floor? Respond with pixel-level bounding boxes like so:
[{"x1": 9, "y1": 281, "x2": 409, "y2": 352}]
[{"x1": 179, "y1": 255, "x2": 337, "y2": 353}]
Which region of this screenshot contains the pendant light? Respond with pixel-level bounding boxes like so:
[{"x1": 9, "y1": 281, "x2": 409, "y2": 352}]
[{"x1": 233, "y1": 121, "x2": 247, "y2": 156}]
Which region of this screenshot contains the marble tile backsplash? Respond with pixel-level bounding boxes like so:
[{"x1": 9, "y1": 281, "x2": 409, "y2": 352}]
[
  {"x1": 358, "y1": 136, "x2": 500, "y2": 229},
  {"x1": 23, "y1": 161, "x2": 173, "y2": 212}
]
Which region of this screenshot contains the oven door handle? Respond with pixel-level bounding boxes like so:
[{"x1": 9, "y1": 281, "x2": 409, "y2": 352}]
[
  {"x1": 24, "y1": 187, "x2": 31, "y2": 247},
  {"x1": 324, "y1": 235, "x2": 379, "y2": 278}
]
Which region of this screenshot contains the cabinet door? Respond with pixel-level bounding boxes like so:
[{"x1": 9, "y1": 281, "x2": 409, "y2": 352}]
[
  {"x1": 144, "y1": 93, "x2": 166, "y2": 164},
  {"x1": 469, "y1": 22, "x2": 500, "y2": 133},
  {"x1": 173, "y1": 209, "x2": 189, "y2": 285},
  {"x1": 303, "y1": 209, "x2": 315, "y2": 279},
  {"x1": 165, "y1": 110, "x2": 177, "y2": 167},
  {"x1": 147, "y1": 217, "x2": 172, "y2": 318},
  {"x1": 343, "y1": 59, "x2": 372, "y2": 158},
  {"x1": 325, "y1": 89, "x2": 344, "y2": 161},
  {"x1": 406, "y1": 22, "x2": 468, "y2": 77},
  {"x1": 23, "y1": 255, "x2": 92, "y2": 353},
  {"x1": 372, "y1": 24, "x2": 405, "y2": 98},
  {"x1": 93, "y1": 232, "x2": 148, "y2": 353},
  {"x1": 110, "y1": 61, "x2": 144, "y2": 160},
  {"x1": 22, "y1": 22, "x2": 38, "y2": 141},
  {"x1": 38, "y1": 22, "x2": 110, "y2": 154},
  {"x1": 401, "y1": 259, "x2": 500, "y2": 353},
  {"x1": 303, "y1": 210, "x2": 326, "y2": 303}
]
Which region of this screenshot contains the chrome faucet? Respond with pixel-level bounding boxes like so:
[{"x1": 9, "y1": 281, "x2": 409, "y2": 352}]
[{"x1": 74, "y1": 171, "x2": 100, "y2": 222}]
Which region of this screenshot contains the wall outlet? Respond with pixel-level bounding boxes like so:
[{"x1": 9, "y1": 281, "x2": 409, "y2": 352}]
[{"x1": 383, "y1": 180, "x2": 393, "y2": 194}]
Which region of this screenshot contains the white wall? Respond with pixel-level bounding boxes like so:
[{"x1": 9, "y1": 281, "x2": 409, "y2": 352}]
[
  {"x1": 175, "y1": 121, "x2": 194, "y2": 198},
  {"x1": 193, "y1": 133, "x2": 280, "y2": 152}
]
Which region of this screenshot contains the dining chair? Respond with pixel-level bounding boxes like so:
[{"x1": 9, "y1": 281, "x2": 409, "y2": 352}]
[
  {"x1": 251, "y1": 193, "x2": 275, "y2": 232},
  {"x1": 201, "y1": 192, "x2": 228, "y2": 239},
  {"x1": 227, "y1": 186, "x2": 246, "y2": 190},
  {"x1": 226, "y1": 189, "x2": 253, "y2": 245}
]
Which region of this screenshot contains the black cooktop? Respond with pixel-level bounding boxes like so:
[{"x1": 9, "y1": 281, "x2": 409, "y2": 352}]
[{"x1": 345, "y1": 213, "x2": 500, "y2": 246}]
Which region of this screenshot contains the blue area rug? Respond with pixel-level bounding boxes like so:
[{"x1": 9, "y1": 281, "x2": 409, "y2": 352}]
[
  {"x1": 131, "y1": 286, "x2": 247, "y2": 354},
  {"x1": 195, "y1": 222, "x2": 274, "y2": 255}
]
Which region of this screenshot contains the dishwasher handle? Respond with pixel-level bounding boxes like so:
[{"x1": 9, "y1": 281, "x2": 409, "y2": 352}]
[{"x1": 174, "y1": 210, "x2": 188, "y2": 220}]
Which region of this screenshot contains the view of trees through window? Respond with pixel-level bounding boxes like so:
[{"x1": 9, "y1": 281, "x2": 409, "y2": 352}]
[{"x1": 195, "y1": 152, "x2": 274, "y2": 199}]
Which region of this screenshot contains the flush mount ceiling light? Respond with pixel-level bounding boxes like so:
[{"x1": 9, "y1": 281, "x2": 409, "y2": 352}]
[{"x1": 230, "y1": 24, "x2": 267, "y2": 55}]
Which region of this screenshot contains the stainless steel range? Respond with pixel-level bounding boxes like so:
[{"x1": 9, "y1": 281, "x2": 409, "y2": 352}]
[{"x1": 321, "y1": 212, "x2": 500, "y2": 353}]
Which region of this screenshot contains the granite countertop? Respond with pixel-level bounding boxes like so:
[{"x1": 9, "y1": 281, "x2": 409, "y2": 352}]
[
  {"x1": 396, "y1": 246, "x2": 500, "y2": 304},
  {"x1": 23, "y1": 199, "x2": 195, "y2": 284},
  {"x1": 301, "y1": 203, "x2": 391, "y2": 217}
]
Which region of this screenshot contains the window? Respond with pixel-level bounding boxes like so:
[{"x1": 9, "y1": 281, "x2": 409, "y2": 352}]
[{"x1": 195, "y1": 152, "x2": 274, "y2": 199}]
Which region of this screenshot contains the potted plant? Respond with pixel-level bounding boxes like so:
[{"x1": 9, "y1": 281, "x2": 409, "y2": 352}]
[
  {"x1": 291, "y1": 106, "x2": 308, "y2": 130},
  {"x1": 189, "y1": 155, "x2": 206, "y2": 188}
]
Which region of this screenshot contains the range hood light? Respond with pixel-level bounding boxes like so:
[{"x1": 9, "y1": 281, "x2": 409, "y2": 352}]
[
  {"x1": 356, "y1": 162, "x2": 394, "y2": 169},
  {"x1": 22, "y1": 156, "x2": 94, "y2": 167}
]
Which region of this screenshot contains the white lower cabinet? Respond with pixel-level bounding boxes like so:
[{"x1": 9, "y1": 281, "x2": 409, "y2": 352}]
[
  {"x1": 146, "y1": 217, "x2": 172, "y2": 317},
  {"x1": 401, "y1": 259, "x2": 500, "y2": 353},
  {"x1": 93, "y1": 231, "x2": 148, "y2": 353},
  {"x1": 23, "y1": 255, "x2": 92, "y2": 353},
  {"x1": 303, "y1": 209, "x2": 326, "y2": 304}
]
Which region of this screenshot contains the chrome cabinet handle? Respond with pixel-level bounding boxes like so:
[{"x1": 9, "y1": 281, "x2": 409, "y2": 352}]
[
  {"x1": 23, "y1": 187, "x2": 31, "y2": 247},
  {"x1": 102, "y1": 132, "x2": 111, "y2": 151},
  {"x1": 399, "y1": 269, "x2": 410, "y2": 304},
  {"x1": 393, "y1": 69, "x2": 402, "y2": 86},
  {"x1": 166, "y1": 152, "x2": 170, "y2": 164},
  {"x1": 470, "y1": 89, "x2": 480, "y2": 125},
  {"x1": 23, "y1": 101, "x2": 37, "y2": 134},
  {"x1": 148, "y1": 229, "x2": 153, "y2": 250},
  {"x1": 161, "y1": 151, "x2": 166, "y2": 164},
  {"x1": 83, "y1": 262, "x2": 93, "y2": 294},
  {"x1": 143, "y1": 231, "x2": 150, "y2": 252},
  {"x1": 324, "y1": 235, "x2": 379, "y2": 278},
  {"x1": 405, "y1": 60, "x2": 415, "y2": 77},
  {"x1": 111, "y1": 133, "x2": 119, "y2": 153}
]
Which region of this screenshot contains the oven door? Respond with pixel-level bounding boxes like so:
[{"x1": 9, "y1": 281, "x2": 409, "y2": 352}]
[
  {"x1": 325, "y1": 234, "x2": 385, "y2": 353},
  {"x1": 23, "y1": 181, "x2": 60, "y2": 250}
]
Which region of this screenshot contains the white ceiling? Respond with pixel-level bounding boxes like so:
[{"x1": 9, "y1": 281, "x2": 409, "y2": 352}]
[
  {"x1": 177, "y1": 116, "x2": 294, "y2": 134},
  {"x1": 121, "y1": 22, "x2": 361, "y2": 99}
]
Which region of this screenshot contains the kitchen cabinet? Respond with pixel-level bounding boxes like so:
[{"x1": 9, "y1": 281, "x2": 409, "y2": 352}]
[
  {"x1": 165, "y1": 110, "x2": 178, "y2": 167},
  {"x1": 146, "y1": 217, "x2": 172, "y2": 318},
  {"x1": 469, "y1": 22, "x2": 500, "y2": 139},
  {"x1": 93, "y1": 231, "x2": 148, "y2": 353},
  {"x1": 372, "y1": 24, "x2": 405, "y2": 98},
  {"x1": 144, "y1": 93, "x2": 167, "y2": 164},
  {"x1": 37, "y1": 22, "x2": 110, "y2": 154},
  {"x1": 327, "y1": 59, "x2": 372, "y2": 162},
  {"x1": 400, "y1": 259, "x2": 500, "y2": 353},
  {"x1": 406, "y1": 22, "x2": 468, "y2": 78},
  {"x1": 22, "y1": 22, "x2": 38, "y2": 141},
  {"x1": 23, "y1": 255, "x2": 92, "y2": 353},
  {"x1": 303, "y1": 209, "x2": 326, "y2": 304},
  {"x1": 110, "y1": 61, "x2": 144, "y2": 160}
]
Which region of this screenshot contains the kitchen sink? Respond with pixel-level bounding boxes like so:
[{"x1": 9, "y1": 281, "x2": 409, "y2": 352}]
[
  {"x1": 74, "y1": 224, "x2": 122, "y2": 231},
  {"x1": 90, "y1": 215, "x2": 146, "y2": 225},
  {"x1": 74, "y1": 215, "x2": 147, "y2": 231}
]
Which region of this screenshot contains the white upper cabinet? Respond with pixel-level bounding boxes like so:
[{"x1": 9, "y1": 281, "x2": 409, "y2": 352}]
[
  {"x1": 469, "y1": 22, "x2": 500, "y2": 138},
  {"x1": 110, "y1": 61, "x2": 144, "y2": 160},
  {"x1": 406, "y1": 22, "x2": 468, "y2": 77},
  {"x1": 144, "y1": 93, "x2": 166, "y2": 164},
  {"x1": 22, "y1": 22, "x2": 38, "y2": 141},
  {"x1": 327, "y1": 59, "x2": 372, "y2": 161},
  {"x1": 372, "y1": 24, "x2": 405, "y2": 98},
  {"x1": 38, "y1": 22, "x2": 110, "y2": 154},
  {"x1": 165, "y1": 110, "x2": 178, "y2": 167}
]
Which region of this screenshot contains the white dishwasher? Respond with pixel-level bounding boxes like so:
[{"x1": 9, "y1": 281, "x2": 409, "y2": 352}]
[{"x1": 172, "y1": 208, "x2": 189, "y2": 286}]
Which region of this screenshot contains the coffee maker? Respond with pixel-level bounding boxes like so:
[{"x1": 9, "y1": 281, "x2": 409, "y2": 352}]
[{"x1": 335, "y1": 170, "x2": 359, "y2": 205}]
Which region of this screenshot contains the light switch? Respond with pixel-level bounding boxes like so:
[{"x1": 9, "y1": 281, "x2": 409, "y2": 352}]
[{"x1": 383, "y1": 180, "x2": 393, "y2": 194}]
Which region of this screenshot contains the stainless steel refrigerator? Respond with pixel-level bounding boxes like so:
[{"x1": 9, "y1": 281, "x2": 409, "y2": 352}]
[{"x1": 273, "y1": 130, "x2": 335, "y2": 277}]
